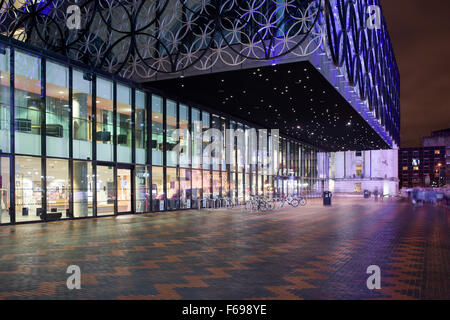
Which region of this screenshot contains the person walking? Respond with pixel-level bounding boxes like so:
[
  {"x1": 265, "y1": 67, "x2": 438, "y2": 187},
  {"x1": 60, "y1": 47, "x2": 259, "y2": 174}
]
[{"x1": 373, "y1": 187, "x2": 379, "y2": 202}]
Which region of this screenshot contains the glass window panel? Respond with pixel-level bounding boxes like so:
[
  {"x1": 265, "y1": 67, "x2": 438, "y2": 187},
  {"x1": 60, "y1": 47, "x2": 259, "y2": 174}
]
[
  {"x1": 191, "y1": 169, "x2": 202, "y2": 208},
  {"x1": 96, "y1": 77, "x2": 113, "y2": 162},
  {"x1": 191, "y1": 108, "x2": 201, "y2": 169},
  {"x1": 222, "y1": 171, "x2": 229, "y2": 197},
  {"x1": 179, "y1": 104, "x2": 190, "y2": 168},
  {"x1": 73, "y1": 70, "x2": 93, "y2": 160},
  {"x1": 212, "y1": 115, "x2": 221, "y2": 171},
  {"x1": 230, "y1": 121, "x2": 236, "y2": 172},
  {"x1": 180, "y1": 168, "x2": 191, "y2": 209},
  {"x1": 46, "y1": 158, "x2": 69, "y2": 215},
  {"x1": 46, "y1": 61, "x2": 69, "y2": 157},
  {"x1": 237, "y1": 123, "x2": 244, "y2": 172},
  {"x1": 96, "y1": 165, "x2": 115, "y2": 216},
  {"x1": 203, "y1": 170, "x2": 211, "y2": 200},
  {"x1": 245, "y1": 173, "x2": 250, "y2": 198},
  {"x1": 136, "y1": 165, "x2": 150, "y2": 212},
  {"x1": 0, "y1": 48, "x2": 10, "y2": 153},
  {"x1": 237, "y1": 172, "x2": 243, "y2": 200},
  {"x1": 258, "y1": 174, "x2": 263, "y2": 195},
  {"x1": 135, "y1": 90, "x2": 147, "y2": 164},
  {"x1": 221, "y1": 118, "x2": 227, "y2": 169},
  {"x1": 166, "y1": 100, "x2": 177, "y2": 167},
  {"x1": 73, "y1": 160, "x2": 93, "y2": 218},
  {"x1": 166, "y1": 167, "x2": 178, "y2": 210},
  {"x1": 151, "y1": 95, "x2": 163, "y2": 166},
  {"x1": 15, "y1": 156, "x2": 42, "y2": 222},
  {"x1": 14, "y1": 51, "x2": 42, "y2": 155},
  {"x1": 152, "y1": 166, "x2": 164, "y2": 211},
  {"x1": 0, "y1": 157, "x2": 11, "y2": 224},
  {"x1": 117, "y1": 84, "x2": 132, "y2": 163},
  {"x1": 202, "y1": 111, "x2": 210, "y2": 169},
  {"x1": 212, "y1": 171, "x2": 220, "y2": 198},
  {"x1": 229, "y1": 171, "x2": 235, "y2": 200},
  {"x1": 251, "y1": 173, "x2": 257, "y2": 196}
]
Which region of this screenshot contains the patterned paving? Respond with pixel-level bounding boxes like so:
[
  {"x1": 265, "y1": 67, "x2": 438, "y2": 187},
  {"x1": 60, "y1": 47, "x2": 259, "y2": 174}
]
[{"x1": 0, "y1": 198, "x2": 448, "y2": 300}]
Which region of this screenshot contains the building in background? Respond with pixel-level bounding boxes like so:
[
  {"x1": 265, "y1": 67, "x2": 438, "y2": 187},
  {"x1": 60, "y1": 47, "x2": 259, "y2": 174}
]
[
  {"x1": 422, "y1": 128, "x2": 450, "y2": 185},
  {"x1": 320, "y1": 150, "x2": 399, "y2": 196},
  {"x1": 398, "y1": 146, "x2": 446, "y2": 189}
]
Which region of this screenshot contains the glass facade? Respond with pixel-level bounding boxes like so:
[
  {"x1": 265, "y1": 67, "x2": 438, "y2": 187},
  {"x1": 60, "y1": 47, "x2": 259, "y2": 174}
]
[{"x1": 0, "y1": 42, "x2": 324, "y2": 225}]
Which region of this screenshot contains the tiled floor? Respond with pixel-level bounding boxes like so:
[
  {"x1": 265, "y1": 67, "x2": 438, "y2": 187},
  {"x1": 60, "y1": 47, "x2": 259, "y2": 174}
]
[{"x1": 0, "y1": 198, "x2": 448, "y2": 300}]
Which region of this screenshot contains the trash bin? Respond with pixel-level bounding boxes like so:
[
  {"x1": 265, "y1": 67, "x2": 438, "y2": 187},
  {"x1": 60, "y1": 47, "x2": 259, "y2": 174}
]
[
  {"x1": 323, "y1": 191, "x2": 332, "y2": 206},
  {"x1": 364, "y1": 190, "x2": 370, "y2": 198}
]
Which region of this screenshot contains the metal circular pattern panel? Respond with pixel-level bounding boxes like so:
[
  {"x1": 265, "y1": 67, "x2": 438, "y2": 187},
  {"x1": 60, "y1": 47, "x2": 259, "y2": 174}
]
[{"x1": 0, "y1": 0, "x2": 322, "y2": 77}]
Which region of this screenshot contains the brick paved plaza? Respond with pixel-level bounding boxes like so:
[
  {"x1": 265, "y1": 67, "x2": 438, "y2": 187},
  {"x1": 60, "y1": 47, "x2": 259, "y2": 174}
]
[{"x1": 0, "y1": 198, "x2": 448, "y2": 300}]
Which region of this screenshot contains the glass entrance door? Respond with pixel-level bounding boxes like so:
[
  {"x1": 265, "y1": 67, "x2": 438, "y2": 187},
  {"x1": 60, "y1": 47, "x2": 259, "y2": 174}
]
[
  {"x1": 117, "y1": 167, "x2": 132, "y2": 213},
  {"x1": 0, "y1": 156, "x2": 10, "y2": 224},
  {"x1": 96, "y1": 165, "x2": 115, "y2": 216}
]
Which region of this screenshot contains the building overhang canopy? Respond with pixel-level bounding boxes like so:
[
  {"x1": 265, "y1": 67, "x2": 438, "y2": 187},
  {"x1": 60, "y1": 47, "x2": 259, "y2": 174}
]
[{"x1": 148, "y1": 61, "x2": 390, "y2": 152}]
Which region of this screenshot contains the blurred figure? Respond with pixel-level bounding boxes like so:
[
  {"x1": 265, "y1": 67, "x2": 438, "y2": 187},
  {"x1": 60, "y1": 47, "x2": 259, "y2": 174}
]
[{"x1": 373, "y1": 187, "x2": 379, "y2": 202}]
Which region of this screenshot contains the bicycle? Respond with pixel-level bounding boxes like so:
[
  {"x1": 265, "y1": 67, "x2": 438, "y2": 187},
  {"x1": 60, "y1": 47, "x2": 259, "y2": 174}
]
[
  {"x1": 245, "y1": 196, "x2": 268, "y2": 212},
  {"x1": 223, "y1": 197, "x2": 235, "y2": 209}
]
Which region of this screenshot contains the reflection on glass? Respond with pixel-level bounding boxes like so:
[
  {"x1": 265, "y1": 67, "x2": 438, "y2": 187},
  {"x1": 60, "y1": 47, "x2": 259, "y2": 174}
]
[
  {"x1": 46, "y1": 61, "x2": 69, "y2": 157},
  {"x1": 152, "y1": 95, "x2": 163, "y2": 166},
  {"x1": 152, "y1": 166, "x2": 164, "y2": 211},
  {"x1": 96, "y1": 77, "x2": 113, "y2": 161},
  {"x1": 96, "y1": 165, "x2": 115, "y2": 216},
  {"x1": 0, "y1": 157, "x2": 10, "y2": 224},
  {"x1": 0, "y1": 48, "x2": 10, "y2": 153},
  {"x1": 117, "y1": 84, "x2": 132, "y2": 163},
  {"x1": 135, "y1": 90, "x2": 147, "y2": 164},
  {"x1": 136, "y1": 166, "x2": 150, "y2": 212},
  {"x1": 73, "y1": 70, "x2": 93, "y2": 159},
  {"x1": 15, "y1": 156, "x2": 42, "y2": 222},
  {"x1": 73, "y1": 160, "x2": 93, "y2": 218},
  {"x1": 14, "y1": 51, "x2": 41, "y2": 155},
  {"x1": 46, "y1": 158, "x2": 69, "y2": 216}
]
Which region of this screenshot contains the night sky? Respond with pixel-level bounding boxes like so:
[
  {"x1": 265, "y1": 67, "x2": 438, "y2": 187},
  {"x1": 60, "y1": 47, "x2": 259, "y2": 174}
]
[{"x1": 380, "y1": 0, "x2": 450, "y2": 147}]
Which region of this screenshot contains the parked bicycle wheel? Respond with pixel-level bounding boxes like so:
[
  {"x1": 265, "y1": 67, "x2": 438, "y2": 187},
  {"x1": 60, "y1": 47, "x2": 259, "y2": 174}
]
[
  {"x1": 266, "y1": 199, "x2": 275, "y2": 211},
  {"x1": 258, "y1": 201, "x2": 268, "y2": 212},
  {"x1": 299, "y1": 198, "x2": 307, "y2": 206},
  {"x1": 290, "y1": 198, "x2": 300, "y2": 207}
]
